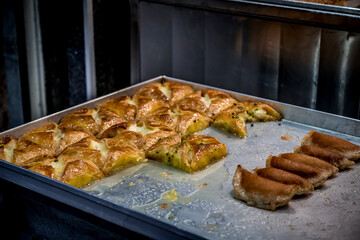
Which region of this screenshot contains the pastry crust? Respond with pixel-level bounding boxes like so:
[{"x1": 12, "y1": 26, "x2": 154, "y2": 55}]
[
  {"x1": 172, "y1": 91, "x2": 209, "y2": 115},
  {"x1": 163, "y1": 82, "x2": 194, "y2": 106},
  {"x1": 279, "y1": 153, "x2": 338, "y2": 177},
  {"x1": 266, "y1": 155, "x2": 329, "y2": 188},
  {"x1": 147, "y1": 134, "x2": 226, "y2": 173},
  {"x1": 174, "y1": 111, "x2": 212, "y2": 136},
  {"x1": 301, "y1": 130, "x2": 360, "y2": 161},
  {"x1": 95, "y1": 107, "x2": 128, "y2": 138},
  {"x1": 97, "y1": 96, "x2": 137, "y2": 122},
  {"x1": 57, "y1": 137, "x2": 106, "y2": 170},
  {"x1": 101, "y1": 138, "x2": 146, "y2": 175},
  {"x1": 203, "y1": 89, "x2": 239, "y2": 117},
  {"x1": 212, "y1": 105, "x2": 247, "y2": 138},
  {"x1": 143, "y1": 107, "x2": 176, "y2": 132},
  {"x1": 135, "y1": 98, "x2": 170, "y2": 121},
  {"x1": 294, "y1": 145, "x2": 355, "y2": 170},
  {"x1": 0, "y1": 135, "x2": 17, "y2": 163},
  {"x1": 60, "y1": 159, "x2": 104, "y2": 188},
  {"x1": 243, "y1": 102, "x2": 282, "y2": 122},
  {"x1": 56, "y1": 123, "x2": 95, "y2": 155},
  {"x1": 1, "y1": 80, "x2": 284, "y2": 188},
  {"x1": 254, "y1": 167, "x2": 314, "y2": 195},
  {"x1": 132, "y1": 83, "x2": 170, "y2": 104},
  {"x1": 59, "y1": 108, "x2": 100, "y2": 135},
  {"x1": 232, "y1": 165, "x2": 297, "y2": 211}
]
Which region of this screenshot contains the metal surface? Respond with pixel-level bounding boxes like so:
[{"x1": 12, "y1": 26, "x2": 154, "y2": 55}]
[{"x1": 1, "y1": 76, "x2": 360, "y2": 239}]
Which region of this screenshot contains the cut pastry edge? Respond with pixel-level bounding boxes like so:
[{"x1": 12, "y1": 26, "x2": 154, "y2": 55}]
[
  {"x1": 243, "y1": 102, "x2": 283, "y2": 122},
  {"x1": 212, "y1": 107, "x2": 247, "y2": 138}
]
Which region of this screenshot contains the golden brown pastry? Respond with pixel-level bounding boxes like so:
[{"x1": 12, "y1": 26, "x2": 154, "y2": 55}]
[
  {"x1": 233, "y1": 165, "x2": 297, "y2": 211},
  {"x1": 185, "y1": 134, "x2": 227, "y2": 172},
  {"x1": 18, "y1": 123, "x2": 59, "y2": 155},
  {"x1": 266, "y1": 155, "x2": 330, "y2": 188},
  {"x1": 162, "y1": 82, "x2": 194, "y2": 106},
  {"x1": 21, "y1": 156, "x2": 58, "y2": 179},
  {"x1": 301, "y1": 130, "x2": 360, "y2": 161},
  {"x1": 57, "y1": 135, "x2": 145, "y2": 179},
  {"x1": 294, "y1": 145, "x2": 355, "y2": 170},
  {"x1": 59, "y1": 108, "x2": 100, "y2": 136},
  {"x1": 95, "y1": 107, "x2": 128, "y2": 138},
  {"x1": 279, "y1": 153, "x2": 338, "y2": 177},
  {"x1": 14, "y1": 139, "x2": 54, "y2": 165},
  {"x1": 21, "y1": 155, "x2": 104, "y2": 188},
  {"x1": 60, "y1": 159, "x2": 105, "y2": 187},
  {"x1": 212, "y1": 104, "x2": 247, "y2": 138},
  {"x1": 142, "y1": 107, "x2": 176, "y2": 132},
  {"x1": 172, "y1": 91, "x2": 210, "y2": 115},
  {"x1": 146, "y1": 133, "x2": 182, "y2": 161},
  {"x1": 0, "y1": 135, "x2": 17, "y2": 163},
  {"x1": 203, "y1": 89, "x2": 239, "y2": 117},
  {"x1": 174, "y1": 111, "x2": 212, "y2": 136},
  {"x1": 112, "y1": 130, "x2": 145, "y2": 150},
  {"x1": 243, "y1": 102, "x2": 282, "y2": 122},
  {"x1": 101, "y1": 137, "x2": 146, "y2": 175},
  {"x1": 147, "y1": 134, "x2": 227, "y2": 173},
  {"x1": 135, "y1": 98, "x2": 170, "y2": 121},
  {"x1": 254, "y1": 167, "x2": 314, "y2": 195},
  {"x1": 97, "y1": 96, "x2": 137, "y2": 122},
  {"x1": 56, "y1": 123, "x2": 95, "y2": 155},
  {"x1": 2, "y1": 80, "x2": 287, "y2": 189},
  {"x1": 132, "y1": 83, "x2": 170, "y2": 104},
  {"x1": 57, "y1": 137, "x2": 106, "y2": 170}
]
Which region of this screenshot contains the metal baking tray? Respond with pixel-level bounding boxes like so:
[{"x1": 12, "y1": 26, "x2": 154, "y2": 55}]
[{"x1": 1, "y1": 76, "x2": 359, "y2": 239}]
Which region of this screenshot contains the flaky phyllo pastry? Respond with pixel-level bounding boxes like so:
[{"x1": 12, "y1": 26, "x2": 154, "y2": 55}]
[{"x1": 0, "y1": 81, "x2": 282, "y2": 188}]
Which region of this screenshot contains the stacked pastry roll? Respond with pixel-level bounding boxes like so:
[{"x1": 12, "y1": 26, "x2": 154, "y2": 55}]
[
  {"x1": 233, "y1": 130, "x2": 360, "y2": 211},
  {"x1": 0, "y1": 81, "x2": 282, "y2": 188}
]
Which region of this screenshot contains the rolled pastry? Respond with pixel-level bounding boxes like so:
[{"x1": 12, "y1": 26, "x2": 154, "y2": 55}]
[
  {"x1": 254, "y1": 167, "x2": 314, "y2": 195},
  {"x1": 301, "y1": 130, "x2": 360, "y2": 161},
  {"x1": 233, "y1": 165, "x2": 297, "y2": 211},
  {"x1": 279, "y1": 153, "x2": 339, "y2": 177},
  {"x1": 266, "y1": 155, "x2": 330, "y2": 188},
  {"x1": 294, "y1": 145, "x2": 355, "y2": 170}
]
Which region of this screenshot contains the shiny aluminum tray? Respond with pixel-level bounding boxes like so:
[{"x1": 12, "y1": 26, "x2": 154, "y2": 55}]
[{"x1": 1, "y1": 76, "x2": 359, "y2": 239}]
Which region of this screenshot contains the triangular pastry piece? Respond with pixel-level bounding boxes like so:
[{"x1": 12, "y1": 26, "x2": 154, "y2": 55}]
[
  {"x1": 243, "y1": 102, "x2": 282, "y2": 122},
  {"x1": 212, "y1": 103, "x2": 247, "y2": 138}
]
